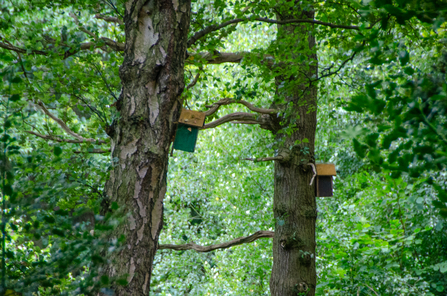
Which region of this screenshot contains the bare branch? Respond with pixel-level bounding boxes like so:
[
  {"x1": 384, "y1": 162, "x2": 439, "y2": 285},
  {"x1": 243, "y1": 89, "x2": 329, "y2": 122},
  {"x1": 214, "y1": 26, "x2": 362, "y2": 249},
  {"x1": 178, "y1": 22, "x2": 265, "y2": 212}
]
[
  {"x1": 0, "y1": 39, "x2": 47, "y2": 56},
  {"x1": 316, "y1": 46, "x2": 360, "y2": 81},
  {"x1": 37, "y1": 101, "x2": 107, "y2": 144},
  {"x1": 188, "y1": 17, "x2": 360, "y2": 47},
  {"x1": 25, "y1": 131, "x2": 90, "y2": 144},
  {"x1": 188, "y1": 18, "x2": 244, "y2": 47},
  {"x1": 0, "y1": 35, "x2": 123, "y2": 60},
  {"x1": 158, "y1": 230, "x2": 274, "y2": 252},
  {"x1": 205, "y1": 98, "x2": 277, "y2": 116},
  {"x1": 73, "y1": 148, "x2": 111, "y2": 154},
  {"x1": 191, "y1": 51, "x2": 274, "y2": 66},
  {"x1": 200, "y1": 112, "x2": 257, "y2": 130},
  {"x1": 70, "y1": 12, "x2": 97, "y2": 39},
  {"x1": 95, "y1": 13, "x2": 123, "y2": 25},
  {"x1": 244, "y1": 156, "x2": 284, "y2": 162},
  {"x1": 186, "y1": 71, "x2": 202, "y2": 90}
]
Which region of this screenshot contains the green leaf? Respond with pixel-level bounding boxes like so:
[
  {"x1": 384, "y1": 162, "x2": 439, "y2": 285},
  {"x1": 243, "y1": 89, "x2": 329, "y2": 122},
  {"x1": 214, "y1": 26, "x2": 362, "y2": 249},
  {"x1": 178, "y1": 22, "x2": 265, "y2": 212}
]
[
  {"x1": 54, "y1": 146, "x2": 62, "y2": 156},
  {"x1": 399, "y1": 50, "x2": 410, "y2": 66},
  {"x1": 9, "y1": 94, "x2": 20, "y2": 102}
]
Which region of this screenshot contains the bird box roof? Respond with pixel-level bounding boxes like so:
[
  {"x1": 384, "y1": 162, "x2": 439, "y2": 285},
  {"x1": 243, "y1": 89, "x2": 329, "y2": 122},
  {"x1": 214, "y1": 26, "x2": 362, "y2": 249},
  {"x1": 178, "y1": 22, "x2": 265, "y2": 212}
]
[
  {"x1": 178, "y1": 108, "x2": 206, "y2": 127},
  {"x1": 316, "y1": 164, "x2": 337, "y2": 176}
]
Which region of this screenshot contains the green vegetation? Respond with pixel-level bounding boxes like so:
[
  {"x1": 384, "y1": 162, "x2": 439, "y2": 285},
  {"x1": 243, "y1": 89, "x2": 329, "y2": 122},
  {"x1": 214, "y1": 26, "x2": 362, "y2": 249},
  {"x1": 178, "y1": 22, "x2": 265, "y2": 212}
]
[{"x1": 0, "y1": 0, "x2": 446, "y2": 295}]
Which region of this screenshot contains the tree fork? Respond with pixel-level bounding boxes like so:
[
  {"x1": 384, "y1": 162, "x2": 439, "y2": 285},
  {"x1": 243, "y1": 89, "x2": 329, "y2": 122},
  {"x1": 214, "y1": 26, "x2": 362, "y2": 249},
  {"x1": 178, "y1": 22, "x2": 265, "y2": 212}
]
[{"x1": 101, "y1": 1, "x2": 191, "y2": 295}]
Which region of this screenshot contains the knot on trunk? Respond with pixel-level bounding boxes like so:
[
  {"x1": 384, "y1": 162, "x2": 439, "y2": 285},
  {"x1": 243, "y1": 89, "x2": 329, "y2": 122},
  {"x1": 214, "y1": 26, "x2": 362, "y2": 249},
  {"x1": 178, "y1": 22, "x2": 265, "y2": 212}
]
[
  {"x1": 298, "y1": 250, "x2": 313, "y2": 266},
  {"x1": 279, "y1": 231, "x2": 304, "y2": 250},
  {"x1": 275, "y1": 144, "x2": 315, "y2": 167},
  {"x1": 294, "y1": 282, "x2": 309, "y2": 295}
]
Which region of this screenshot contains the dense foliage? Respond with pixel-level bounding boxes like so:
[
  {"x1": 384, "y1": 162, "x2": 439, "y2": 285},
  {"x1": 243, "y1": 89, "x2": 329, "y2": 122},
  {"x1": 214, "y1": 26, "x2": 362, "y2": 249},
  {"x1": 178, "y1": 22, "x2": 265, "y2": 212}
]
[{"x1": 0, "y1": 0, "x2": 446, "y2": 295}]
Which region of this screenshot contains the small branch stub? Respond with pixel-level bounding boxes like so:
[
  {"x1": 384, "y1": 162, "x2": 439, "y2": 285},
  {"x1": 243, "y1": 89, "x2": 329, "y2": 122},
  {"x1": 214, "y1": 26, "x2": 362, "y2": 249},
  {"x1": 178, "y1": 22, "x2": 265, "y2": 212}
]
[{"x1": 295, "y1": 282, "x2": 309, "y2": 295}]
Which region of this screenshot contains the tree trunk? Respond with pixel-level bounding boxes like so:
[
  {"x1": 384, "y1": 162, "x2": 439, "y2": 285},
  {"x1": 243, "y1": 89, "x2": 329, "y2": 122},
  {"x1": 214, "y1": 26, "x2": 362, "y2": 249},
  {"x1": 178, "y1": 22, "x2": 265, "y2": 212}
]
[
  {"x1": 102, "y1": 1, "x2": 190, "y2": 295},
  {"x1": 270, "y1": 7, "x2": 318, "y2": 296}
]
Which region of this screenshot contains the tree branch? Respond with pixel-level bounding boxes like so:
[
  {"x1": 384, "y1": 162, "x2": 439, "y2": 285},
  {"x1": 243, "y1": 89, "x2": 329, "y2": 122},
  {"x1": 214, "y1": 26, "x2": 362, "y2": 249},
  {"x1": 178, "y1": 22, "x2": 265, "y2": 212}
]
[
  {"x1": 316, "y1": 46, "x2": 361, "y2": 81},
  {"x1": 73, "y1": 148, "x2": 111, "y2": 154},
  {"x1": 200, "y1": 112, "x2": 257, "y2": 130},
  {"x1": 0, "y1": 39, "x2": 47, "y2": 56},
  {"x1": 25, "y1": 131, "x2": 91, "y2": 144},
  {"x1": 0, "y1": 35, "x2": 124, "y2": 59},
  {"x1": 37, "y1": 101, "x2": 107, "y2": 144},
  {"x1": 70, "y1": 12, "x2": 97, "y2": 39},
  {"x1": 186, "y1": 70, "x2": 202, "y2": 90},
  {"x1": 191, "y1": 51, "x2": 274, "y2": 66},
  {"x1": 95, "y1": 13, "x2": 123, "y2": 25},
  {"x1": 188, "y1": 17, "x2": 360, "y2": 47},
  {"x1": 158, "y1": 230, "x2": 274, "y2": 252},
  {"x1": 244, "y1": 156, "x2": 284, "y2": 162},
  {"x1": 205, "y1": 98, "x2": 277, "y2": 116}
]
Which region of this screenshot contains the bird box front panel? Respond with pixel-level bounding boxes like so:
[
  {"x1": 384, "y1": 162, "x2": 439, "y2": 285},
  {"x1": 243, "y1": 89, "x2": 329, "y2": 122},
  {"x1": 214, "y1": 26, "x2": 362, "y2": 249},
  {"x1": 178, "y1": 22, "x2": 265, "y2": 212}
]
[
  {"x1": 178, "y1": 108, "x2": 206, "y2": 127},
  {"x1": 173, "y1": 123, "x2": 199, "y2": 152},
  {"x1": 316, "y1": 176, "x2": 333, "y2": 197}
]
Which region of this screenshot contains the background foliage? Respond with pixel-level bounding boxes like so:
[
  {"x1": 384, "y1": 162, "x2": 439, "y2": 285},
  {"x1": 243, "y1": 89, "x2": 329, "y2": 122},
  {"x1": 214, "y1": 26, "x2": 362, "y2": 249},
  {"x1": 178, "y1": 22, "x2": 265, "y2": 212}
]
[{"x1": 0, "y1": 0, "x2": 446, "y2": 295}]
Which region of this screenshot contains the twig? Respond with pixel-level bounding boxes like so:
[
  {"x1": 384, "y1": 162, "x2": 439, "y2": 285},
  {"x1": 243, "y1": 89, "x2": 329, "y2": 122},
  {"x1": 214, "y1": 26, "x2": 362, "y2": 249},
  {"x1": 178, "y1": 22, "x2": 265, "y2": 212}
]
[
  {"x1": 73, "y1": 148, "x2": 110, "y2": 154},
  {"x1": 315, "y1": 47, "x2": 361, "y2": 82},
  {"x1": 244, "y1": 156, "x2": 284, "y2": 162},
  {"x1": 36, "y1": 101, "x2": 106, "y2": 144},
  {"x1": 186, "y1": 70, "x2": 202, "y2": 90},
  {"x1": 25, "y1": 131, "x2": 93, "y2": 144},
  {"x1": 366, "y1": 285, "x2": 379, "y2": 296},
  {"x1": 0, "y1": 36, "x2": 124, "y2": 59},
  {"x1": 419, "y1": 106, "x2": 447, "y2": 145},
  {"x1": 159, "y1": 231, "x2": 274, "y2": 252},
  {"x1": 95, "y1": 13, "x2": 123, "y2": 25},
  {"x1": 69, "y1": 12, "x2": 97, "y2": 39},
  {"x1": 188, "y1": 17, "x2": 360, "y2": 47}
]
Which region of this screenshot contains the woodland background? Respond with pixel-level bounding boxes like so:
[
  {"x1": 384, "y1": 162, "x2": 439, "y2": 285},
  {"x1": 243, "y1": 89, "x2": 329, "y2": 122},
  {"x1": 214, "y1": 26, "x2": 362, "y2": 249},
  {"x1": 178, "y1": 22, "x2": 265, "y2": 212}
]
[{"x1": 0, "y1": 0, "x2": 446, "y2": 295}]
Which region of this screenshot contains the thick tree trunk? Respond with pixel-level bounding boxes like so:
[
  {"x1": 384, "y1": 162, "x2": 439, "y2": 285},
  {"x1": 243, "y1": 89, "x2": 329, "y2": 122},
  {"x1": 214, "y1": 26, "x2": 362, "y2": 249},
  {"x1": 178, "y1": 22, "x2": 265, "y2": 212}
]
[
  {"x1": 270, "y1": 7, "x2": 318, "y2": 296},
  {"x1": 102, "y1": 1, "x2": 190, "y2": 295}
]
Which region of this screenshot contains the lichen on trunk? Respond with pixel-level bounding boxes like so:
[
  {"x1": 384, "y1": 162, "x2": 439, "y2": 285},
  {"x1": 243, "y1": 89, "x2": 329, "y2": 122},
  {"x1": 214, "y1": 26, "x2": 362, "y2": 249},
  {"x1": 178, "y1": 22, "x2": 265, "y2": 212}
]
[{"x1": 102, "y1": 1, "x2": 191, "y2": 295}]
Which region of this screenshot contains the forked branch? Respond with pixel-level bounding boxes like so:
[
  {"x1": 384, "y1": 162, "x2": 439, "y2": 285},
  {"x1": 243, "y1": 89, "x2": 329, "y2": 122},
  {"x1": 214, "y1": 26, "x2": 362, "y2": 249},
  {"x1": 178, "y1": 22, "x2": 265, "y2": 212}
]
[{"x1": 159, "y1": 230, "x2": 274, "y2": 252}]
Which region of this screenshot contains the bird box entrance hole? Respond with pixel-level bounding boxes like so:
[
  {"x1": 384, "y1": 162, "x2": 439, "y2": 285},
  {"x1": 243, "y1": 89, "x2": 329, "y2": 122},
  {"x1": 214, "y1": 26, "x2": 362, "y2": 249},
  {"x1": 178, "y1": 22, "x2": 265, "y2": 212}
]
[
  {"x1": 172, "y1": 109, "x2": 206, "y2": 153},
  {"x1": 315, "y1": 164, "x2": 336, "y2": 197}
]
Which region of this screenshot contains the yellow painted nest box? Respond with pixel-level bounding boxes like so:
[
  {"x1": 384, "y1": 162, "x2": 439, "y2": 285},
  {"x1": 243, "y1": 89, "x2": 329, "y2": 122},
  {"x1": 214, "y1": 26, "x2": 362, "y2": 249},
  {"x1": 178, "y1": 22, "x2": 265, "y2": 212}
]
[{"x1": 315, "y1": 164, "x2": 336, "y2": 197}]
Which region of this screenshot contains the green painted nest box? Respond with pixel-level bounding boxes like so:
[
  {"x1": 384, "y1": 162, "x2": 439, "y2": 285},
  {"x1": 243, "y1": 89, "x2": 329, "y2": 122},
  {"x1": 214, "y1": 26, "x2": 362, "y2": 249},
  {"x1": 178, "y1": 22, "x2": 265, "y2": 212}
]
[
  {"x1": 173, "y1": 109, "x2": 206, "y2": 153},
  {"x1": 315, "y1": 164, "x2": 336, "y2": 197}
]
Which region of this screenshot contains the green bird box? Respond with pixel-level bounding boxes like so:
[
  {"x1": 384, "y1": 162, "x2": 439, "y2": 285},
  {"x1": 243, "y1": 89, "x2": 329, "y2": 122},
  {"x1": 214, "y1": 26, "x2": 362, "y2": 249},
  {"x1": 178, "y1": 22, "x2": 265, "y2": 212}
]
[
  {"x1": 315, "y1": 164, "x2": 336, "y2": 197},
  {"x1": 172, "y1": 109, "x2": 206, "y2": 153}
]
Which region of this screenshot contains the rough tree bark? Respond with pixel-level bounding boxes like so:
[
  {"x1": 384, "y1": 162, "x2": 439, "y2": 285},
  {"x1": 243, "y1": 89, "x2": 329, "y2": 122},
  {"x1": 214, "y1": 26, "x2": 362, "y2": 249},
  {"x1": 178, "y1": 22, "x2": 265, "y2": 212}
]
[
  {"x1": 270, "y1": 6, "x2": 318, "y2": 296},
  {"x1": 102, "y1": 1, "x2": 191, "y2": 295}
]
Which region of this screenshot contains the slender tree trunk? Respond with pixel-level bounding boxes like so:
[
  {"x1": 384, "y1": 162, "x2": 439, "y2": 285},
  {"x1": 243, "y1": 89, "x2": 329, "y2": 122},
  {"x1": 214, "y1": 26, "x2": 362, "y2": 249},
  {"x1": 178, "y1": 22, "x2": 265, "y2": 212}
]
[
  {"x1": 102, "y1": 1, "x2": 190, "y2": 295},
  {"x1": 270, "y1": 6, "x2": 318, "y2": 296}
]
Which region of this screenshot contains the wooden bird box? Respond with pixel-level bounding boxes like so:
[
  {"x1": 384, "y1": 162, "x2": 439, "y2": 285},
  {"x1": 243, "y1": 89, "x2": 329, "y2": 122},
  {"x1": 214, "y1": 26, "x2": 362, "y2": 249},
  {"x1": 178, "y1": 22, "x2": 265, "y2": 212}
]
[
  {"x1": 178, "y1": 108, "x2": 206, "y2": 127},
  {"x1": 173, "y1": 109, "x2": 206, "y2": 153},
  {"x1": 315, "y1": 164, "x2": 336, "y2": 197}
]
